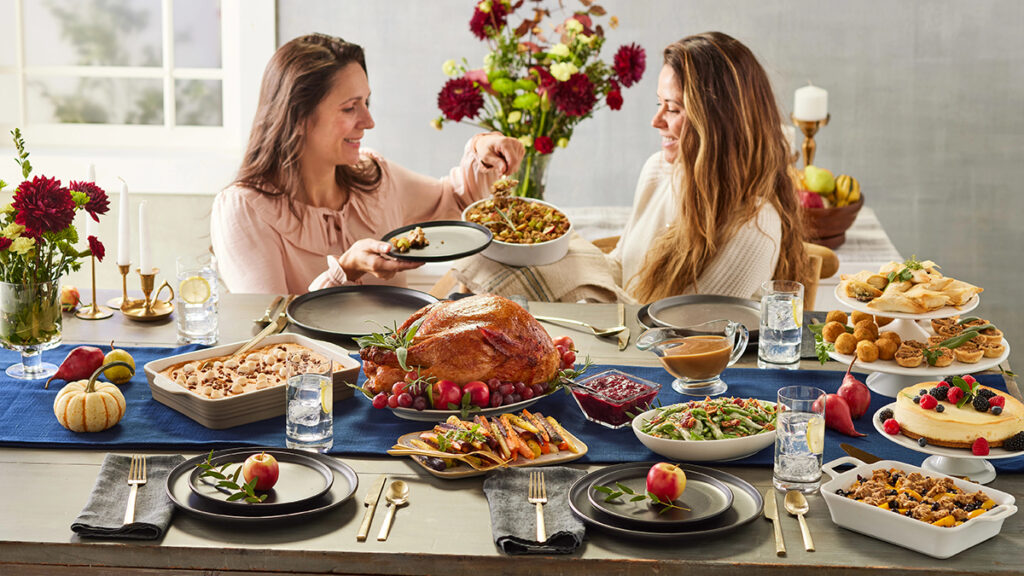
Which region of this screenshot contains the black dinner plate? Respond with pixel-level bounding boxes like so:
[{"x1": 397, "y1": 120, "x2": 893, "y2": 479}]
[
  {"x1": 287, "y1": 285, "x2": 438, "y2": 338},
  {"x1": 381, "y1": 220, "x2": 492, "y2": 262},
  {"x1": 586, "y1": 465, "x2": 734, "y2": 529},
  {"x1": 187, "y1": 449, "x2": 334, "y2": 514},
  {"x1": 166, "y1": 447, "x2": 358, "y2": 523},
  {"x1": 568, "y1": 462, "x2": 763, "y2": 540}
]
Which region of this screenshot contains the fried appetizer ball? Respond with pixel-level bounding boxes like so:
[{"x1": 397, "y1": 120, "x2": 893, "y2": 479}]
[
  {"x1": 875, "y1": 337, "x2": 899, "y2": 361},
  {"x1": 877, "y1": 331, "x2": 902, "y2": 349},
  {"x1": 853, "y1": 326, "x2": 877, "y2": 343},
  {"x1": 854, "y1": 319, "x2": 879, "y2": 339},
  {"x1": 825, "y1": 310, "x2": 848, "y2": 325},
  {"x1": 856, "y1": 340, "x2": 879, "y2": 363},
  {"x1": 834, "y1": 333, "x2": 858, "y2": 355},
  {"x1": 850, "y1": 310, "x2": 874, "y2": 326},
  {"x1": 874, "y1": 315, "x2": 894, "y2": 327},
  {"x1": 822, "y1": 321, "x2": 847, "y2": 343}
]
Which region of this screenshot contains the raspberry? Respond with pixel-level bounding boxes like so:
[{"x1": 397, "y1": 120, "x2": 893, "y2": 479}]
[
  {"x1": 919, "y1": 394, "x2": 938, "y2": 410},
  {"x1": 936, "y1": 381, "x2": 951, "y2": 388},
  {"x1": 989, "y1": 395, "x2": 1006, "y2": 408},
  {"x1": 1004, "y1": 431, "x2": 1024, "y2": 452},
  {"x1": 972, "y1": 437, "x2": 990, "y2": 456},
  {"x1": 929, "y1": 386, "x2": 948, "y2": 401},
  {"x1": 962, "y1": 374, "x2": 977, "y2": 386},
  {"x1": 973, "y1": 394, "x2": 991, "y2": 412},
  {"x1": 883, "y1": 418, "x2": 901, "y2": 435},
  {"x1": 947, "y1": 387, "x2": 965, "y2": 404}
]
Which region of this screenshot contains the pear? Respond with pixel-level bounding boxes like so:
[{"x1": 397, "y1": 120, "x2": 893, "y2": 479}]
[
  {"x1": 104, "y1": 341, "x2": 136, "y2": 385},
  {"x1": 803, "y1": 165, "x2": 836, "y2": 194}
]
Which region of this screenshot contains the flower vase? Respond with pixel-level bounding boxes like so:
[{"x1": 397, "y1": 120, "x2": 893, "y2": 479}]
[
  {"x1": 514, "y1": 152, "x2": 553, "y2": 200},
  {"x1": 0, "y1": 280, "x2": 63, "y2": 379}
]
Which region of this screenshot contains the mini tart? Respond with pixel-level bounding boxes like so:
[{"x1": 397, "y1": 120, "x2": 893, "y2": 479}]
[
  {"x1": 982, "y1": 341, "x2": 1007, "y2": 358},
  {"x1": 894, "y1": 344, "x2": 924, "y2": 368},
  {"x1": 953, "y1": 341, "x2": 984, "y2": 363},
  {"x1": 962, "y1": 318, "x2": 989, "y2": 330},
  {"x1": 934, "y1": 323, "x2": 963, "y2": 339},
  {"x1": 980, "y1": 326, "x2": 1004, "y2": 346},
  {"x1": 927, "y1": 336, "x2": 945, "y2": 348},
  {"x1": 894, "y1": 382, "x2": 1024, "y2": 448},
  {"x1": 903, "y1": 339, "x2": 927, "y2": 349},
  {"x1": 930, "y1": 317, "x2": 958, "y2": 333},
  {"x1": 927, "y1": 347, "x2": 954, "y2": 368}
]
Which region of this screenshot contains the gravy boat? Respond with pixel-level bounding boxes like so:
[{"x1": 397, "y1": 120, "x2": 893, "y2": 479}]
[{"x1": 637, "y1": 319, "x2": 749, "y2": 396}]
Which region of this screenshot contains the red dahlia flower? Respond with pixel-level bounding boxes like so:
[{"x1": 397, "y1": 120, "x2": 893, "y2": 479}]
[
  {"x1": 534, "y1": 136, "x2": 554, "y2": 154},
  {"x1": 469, "y1": 1, "x2": 509, "y2": 40},
  {"x1": 551, "y1": 73, "x2": 596, "y2": 117},
  {"x1": 606, "y1": 80, "x2": 623, "y2": 110},
  {"x1": 613, "y1": 43, "x2": 646, "y2": 88},
  {"x1": 68, "y1": 180, "x2": 111, "y2": 222},
  {"x1": 0, "y1": 238, "x2": 10, "y2": 251},
  {"x1": 87, "y1": 235, "x2": 105, "y2": 262},
  {"x1": 438, "y1": 77, "x2": 484, "y2": 122},
  {"x1": 12, "y1": 176, "x2": 76, "y2": 236}
]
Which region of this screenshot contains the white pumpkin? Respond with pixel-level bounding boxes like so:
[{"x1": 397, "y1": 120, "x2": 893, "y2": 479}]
[{"x1": 53, "y1": 361, "x2": 131, "y2": 433}]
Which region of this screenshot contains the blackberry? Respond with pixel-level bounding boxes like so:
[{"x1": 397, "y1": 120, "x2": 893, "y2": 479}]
[
  {"x1": 972, "y1": 394, "x2": 990, "y2": 412},
  {"x1": 942, "y1": 375, "x2": 957, "y2": 385},
  {"x1": 1004, "y1": 431, "x2": 1024, "y2": 452},
  {"x1": 929, "y1": 386, "x2": 948, "y2": 401},
  {"x1": 936, "y1": 404, "x2": 945, "y2": 413},
  {"x1": 878, "y1": 408, "x2": 894, "y2": 423},
  {"x1": 918, "y1": 437, "x2": 928, "y2": 447},
  {"x1": 977, "y1": 388, "x2": 996, "y2": 399},
  {"x1": 992, "y1": 406, "x2": 1003, "y2": 416}
]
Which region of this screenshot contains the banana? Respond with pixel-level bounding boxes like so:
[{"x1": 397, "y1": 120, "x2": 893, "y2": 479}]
[{"x1": 835, "y1": 174, "x2": 860, "y2": 207}]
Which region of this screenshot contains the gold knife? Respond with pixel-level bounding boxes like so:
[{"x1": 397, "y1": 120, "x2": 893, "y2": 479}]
[
  {"x1": 270, "y1": 294, "x2": 297, "y2": 335},
  {"x1": 616, "y1": 302, "x2": 629, "y2": 351},
  {"x1": 763, "y1": 488, "x2": 785, "y2": 556},
  {"x1": 840, "y1": 443, "x2": 880, "y2": 464},
  {"x1": 356, "y1": 474, "x2": 387, "y2": 542}
]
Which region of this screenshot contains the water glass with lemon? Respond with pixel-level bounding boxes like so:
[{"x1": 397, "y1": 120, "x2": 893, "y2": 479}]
[
  {"x1": 757, "y1": 280, "x2": 805, "y2": 370},
  {"x1": 773, "y1": 386, "x2": 826, "y2": 493},
  {"x1": 175, "y1": 257, "x2": 218, "y2": 345},
  {"x1": 286, "y1": 364, "x2": 334, "y2": 452}
]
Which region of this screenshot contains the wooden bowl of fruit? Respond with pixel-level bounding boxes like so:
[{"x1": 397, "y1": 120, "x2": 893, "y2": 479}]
[{"x1": 802, "y1": 194, "x2": 864, "y2": 249}]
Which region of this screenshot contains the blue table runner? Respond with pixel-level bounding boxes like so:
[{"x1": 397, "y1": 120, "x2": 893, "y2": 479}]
[{"x1": 2, "y1": 343, "x2": 1021, "y2": 473}]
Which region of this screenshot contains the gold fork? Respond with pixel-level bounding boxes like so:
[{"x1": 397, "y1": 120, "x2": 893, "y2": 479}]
[
  {"x1": 528, "y1": 470, "x2": 548, "y2": 542},
  {"x1": 124, "y1": 455, "x2": 147, "y2": 525}
]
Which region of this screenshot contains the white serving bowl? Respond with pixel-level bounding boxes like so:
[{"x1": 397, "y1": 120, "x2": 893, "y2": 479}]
[
  {"x1": 820, "y1": 457, "x2": 1017, "y2": 559},
  {"x1": 631, "y1": 404, "x2": 777, "y2": 462},
  {"x1": 462, "y1": 197, "x2": 572, "y2": 267}
]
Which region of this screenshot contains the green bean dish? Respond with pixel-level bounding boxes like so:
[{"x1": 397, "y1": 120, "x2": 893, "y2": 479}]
[
  {"x1": 464, "y1": 197, "x2": 570, "y2": 245},
  {"x1": 640, "y1": 398, "x2": 778, "y2": 441}
]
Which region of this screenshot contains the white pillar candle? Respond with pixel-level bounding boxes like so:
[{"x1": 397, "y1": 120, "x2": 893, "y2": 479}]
[
  {"x1": 87, "y1": 163, "x2": 96, "y2": 183},
  {"x1": 793, "y1": 84, "x2": 828, "y2": 121},
  {"x1": 139, "y1": 201, "x2": 153, "y2": 274},
  {"x1": 117, "y1": 180, "x2": 130, "y2": 266}
]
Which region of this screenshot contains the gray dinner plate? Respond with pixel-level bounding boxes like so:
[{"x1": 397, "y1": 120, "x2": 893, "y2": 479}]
[
  {"x1": 586, "y1": 465, "x2": 734, "y2": 529},
  {"x1": 381, "y1": 220, "x2": 492, "y2": 262},
  {"x1": 287, "y1": 285, "x2": 438, "y2": 338},
  {"x1": 187, "y1": 449, "x2": 334, "y2": 514},
  {"x1": 647, "y1": 295, "x2": 761, "y2": 344}
]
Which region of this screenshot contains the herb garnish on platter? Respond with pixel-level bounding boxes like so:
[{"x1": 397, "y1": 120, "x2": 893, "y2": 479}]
[
  {"x1": 592, "y1": 483, "x2": 690, "y2": 513},
  {"x1": 194, "y1": 450, "x2": 267, "y2": 503},
  {"x1": 355, "y1": 317, "x2": 425, "y2": 372}
]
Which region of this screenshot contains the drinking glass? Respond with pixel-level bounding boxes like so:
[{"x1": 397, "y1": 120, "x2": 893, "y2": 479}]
[
  {"x1": 175, "y1": 256, "x2": 218, "y2": 345},
  {"x1": 757, "y1": 280, "x2": 804, "y2": 370},
  {"x1": 773, "y1": 386, "x2": 825, "y2": 493},
  {"x1": 637, "y1": 319, "x2": 749, "y2": 396},
  {"x1": 286, "y1": 362, "x2": 334, "y2": 452}
]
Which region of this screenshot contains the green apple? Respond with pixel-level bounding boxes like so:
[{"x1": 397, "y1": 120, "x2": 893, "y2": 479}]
[{"x1": 804, "y1": 165, "x2": 836, "y2": 194}]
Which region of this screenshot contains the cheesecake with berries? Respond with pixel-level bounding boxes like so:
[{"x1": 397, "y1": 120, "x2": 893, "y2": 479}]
[{"x1": 893, "y1": 380, "x2": 1024, "y2": 448}]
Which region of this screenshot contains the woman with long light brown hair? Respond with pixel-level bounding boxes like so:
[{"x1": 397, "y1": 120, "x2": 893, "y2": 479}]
[
  {"x1": 212, "y1": 33, "x2": 523, "y2": 294},
  {"x1": 608, "y1": 32, "x2": 809, "y2": 303}
]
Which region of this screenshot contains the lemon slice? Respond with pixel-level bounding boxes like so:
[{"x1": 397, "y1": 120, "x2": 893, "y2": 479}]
[
  {"x1": 806, "y1": 415, "x2": 825, "y2": 455},
  {"x1": 791, "y1": 297, "x2": 804, "y2": 329},
  {"x1": 179, "y1": 276, "x2": 211, "y2": 304},
  {"x1": 320, "y1": 380, "x2": 333, "y2": 414}
]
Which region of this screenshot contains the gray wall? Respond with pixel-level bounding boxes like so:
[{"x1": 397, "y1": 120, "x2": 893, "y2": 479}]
[{"x1": 280, "y1": 0, "x2": 1024, "y2": 371}]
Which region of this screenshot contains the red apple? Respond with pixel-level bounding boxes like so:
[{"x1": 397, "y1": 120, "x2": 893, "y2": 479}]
[
  {"x1": 462, "y1": 380, "x2": 490, "y2": 407},
  {"x1": 799, "y1": 190, "x2": 825, "y2": 209},
  {"x1": 60, "y1": 285, "x2": 81, "y2": 312},
  {"x1": 432, "y1": 380, "x2": 463, "y2": 409},
  {"x1": 646, "y1": 462, "x2": 688, "y2": 502},
  {"x1": 242, "y1": 452, "x2": 279, "y2": 491}
]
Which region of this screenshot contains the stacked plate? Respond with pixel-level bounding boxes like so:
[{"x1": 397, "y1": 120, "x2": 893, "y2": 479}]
[
  {"x1": 165, "y1": 447, "x2": 359, "y2": 523},
  {"x1": 569, "y1": 462, "x2": 763, "y2": 539}
]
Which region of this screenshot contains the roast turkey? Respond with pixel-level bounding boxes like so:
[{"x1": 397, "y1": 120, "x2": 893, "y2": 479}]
[{"x1": 360, "y1": 294, "x2": 559, "y2": 393}]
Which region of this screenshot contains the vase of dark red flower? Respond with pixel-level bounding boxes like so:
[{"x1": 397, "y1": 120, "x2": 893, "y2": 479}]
[
  {"x1": 0, "y1": 280, "x2": 63, "y2": 379},
  {"x1": 514, "y1": 150, "x2": 553, "y2": 199}
]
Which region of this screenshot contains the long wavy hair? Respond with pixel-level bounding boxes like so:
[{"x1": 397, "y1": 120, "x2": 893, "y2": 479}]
[
  {"x1": 234, "y1": 33, "x2": 381, "y2": 204},
  {"x1": 629, "y1": 32, "x2": 809, "y2": 303}
]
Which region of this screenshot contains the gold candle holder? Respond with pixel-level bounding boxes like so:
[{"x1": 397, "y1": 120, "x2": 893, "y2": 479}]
[
  {"x1": 791, "y1": 113, "x2": 830, "y2": 168},
  {"x1": 122, "y1": 268, "x2": 175, "y2": 322},
  {"x1": 75, "y1": 254, "x2": 114, "y2": 320},
  {"x1": 106, "y1": 263, "x2": 141, "y2": 310}
]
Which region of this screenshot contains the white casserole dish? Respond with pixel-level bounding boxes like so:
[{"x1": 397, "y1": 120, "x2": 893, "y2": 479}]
[
  {"x1": 820, "y1": 456, "x2": 1017, "y2": 559},
  {"x1": 144, "y1": 333, "x2": 360, "y2": 429},
  {"x1": 462, "y1": 197, "x2": 572, "y2": 267}
]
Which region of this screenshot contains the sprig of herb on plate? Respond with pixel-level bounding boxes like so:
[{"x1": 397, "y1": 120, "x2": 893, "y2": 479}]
[
  {"x1": 551, "y1": 356, "x2": 594, "y2": 393},
  {"x1": 886, "y1": 255, "x2": 925, "y2": 283},
  {"x1": 807, "y1": 322, "x2": 835, "y2": 365},
  {"x1": 194, "y1": 450, "x2": 267, "y2": 503},
  {"x1": 592, "y1": 483, "x2": 690, "y2": 514},
  {"x1": 355, "y1": 317, "x2": 425, "y2": 372}
]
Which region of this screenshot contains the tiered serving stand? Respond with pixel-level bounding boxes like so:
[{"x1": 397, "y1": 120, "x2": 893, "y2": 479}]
[{"x1": 828, "y1": 286, "x2": 1013, "y2": 483}]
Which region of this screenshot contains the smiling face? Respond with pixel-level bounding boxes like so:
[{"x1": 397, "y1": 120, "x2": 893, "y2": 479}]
[
  {"x1": 302, "y1": 62, "x2": 375, "y2": 169},
  {"x1": 651, "y1": 64, "x2": 686, "y2": 164}
]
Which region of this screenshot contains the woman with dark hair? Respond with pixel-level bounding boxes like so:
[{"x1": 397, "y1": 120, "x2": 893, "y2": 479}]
[
  {"x1": 608, "y1": 32, "x2": 809, "y2": 303},
  {"x1": 212, "y1": 33, "x2": 523, "y2": 294}
]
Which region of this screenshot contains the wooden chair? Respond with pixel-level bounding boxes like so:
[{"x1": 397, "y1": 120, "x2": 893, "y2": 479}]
[{"x1": 590, "y1": 236, "x2": 838, "y2": 310}]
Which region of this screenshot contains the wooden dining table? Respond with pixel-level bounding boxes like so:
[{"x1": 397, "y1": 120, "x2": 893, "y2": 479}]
[{"x1": 1, "y1": 292, "x2": 1020, "y2": 575}]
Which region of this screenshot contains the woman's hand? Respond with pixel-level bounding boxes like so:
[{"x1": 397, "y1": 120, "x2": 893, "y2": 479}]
[
  {"x1": 338, "y1": 238, "x2": 423, "y2": 282},
  {"x1": 474, "y1": 133, "x2": 525, "y2": 175}
]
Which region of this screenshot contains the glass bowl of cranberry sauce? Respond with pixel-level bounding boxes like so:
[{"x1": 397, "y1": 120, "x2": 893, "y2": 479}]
[{"x1": 569, "y1": 369, "x2": 661, "y2": 429}]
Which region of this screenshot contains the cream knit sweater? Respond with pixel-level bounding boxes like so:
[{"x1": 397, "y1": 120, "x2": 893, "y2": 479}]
[{"x1": 607, "y1": 152, "x2": 782, "y2": 301}]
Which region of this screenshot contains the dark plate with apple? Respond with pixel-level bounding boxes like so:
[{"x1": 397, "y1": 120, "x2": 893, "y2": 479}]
[
  {"x1": 586, "y1": 464, "x2": 734, "y2": 529},
  {"x1": 166, "y1": 447, "x2": 358, "y2": 522},
  {"x1": 187, "y1": 449, "x2": 334, "y2": 514},
  {"x1": 568, "y1": 462, "x2": 763, "y2": 540}
]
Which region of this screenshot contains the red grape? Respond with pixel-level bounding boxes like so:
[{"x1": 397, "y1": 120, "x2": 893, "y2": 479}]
[
  {"x1": 487, "y1": 378, "x2": 501, "y2": 391},
  {"x1": 387, "y1": 394, "x2": 399, "y2": 409},
  {"x1": 412, "y1": 396, "x2": 428, "y2": 411},
  {"x1": 532, "y1": 383, "x2": 546, "y2": 396},
  {"x1": 391, "y1": 382, "x2": 407, "y2": 396},
  {"x1": 502, "y1": 394, "x2": 515, "y2": 406},
  {"x1": 397, "y1": 392, "x2": 413, "y2": 408},
  {"x1": 489, "y1": 393, "x2": 502, "y2": 408},
  {"x1": 521, "y1": 387, "x2": 535, "y2": 400},
  {"x1": 372, "y1": 392, "x2": 388, "y2": 409},
  {"x1": 513, "y1": 381, "x2": 527, "y2": 394},
  {"x1": 498, "y1": 383, "x2": 514, "y2": 396}
]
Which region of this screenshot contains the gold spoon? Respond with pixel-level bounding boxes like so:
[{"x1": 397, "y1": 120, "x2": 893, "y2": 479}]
[
  {"x1": 377, "y1": 480, "x2": 410, "y2": 541},
  {"x1": 784, "y1": 490, "x2": 814, "y2": 551}
]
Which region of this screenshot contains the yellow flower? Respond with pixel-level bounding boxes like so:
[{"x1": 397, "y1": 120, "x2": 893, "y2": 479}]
[
  {"x1": 578, "y1": 34, "x2": 595, "y2": 46},
  {"x1": 557, "y1": 137, "x2": 569, "y2": 148},
  {"x1": 0, "y1": 203, "x2": 13, "y2": 214},
  {"x1": 2, "y1": 222, "x2": 24, "y2": 239},
  {"x1": 478, "y1": 1, "x2": 492, "y2": 14},
  {"x1": 483, "y1": 53, "x2": 495, "y2": 74},
  {"x1": 518, "y1": 135, "x2": 534, "y2": 148},
  {"x1": 565, "y1": 19, "x2": 583, "y2": 34},
  {"x1": 549, "y1": 61, "x2": 578, "y2": 82},
  {"x1": 610, "y1": 16, "x2": 619, "y2": 29},
  {"x1": 442, "y1": 59, "x2": 458, "y2": 77},
  {"x1": 549, "y1": 43, "x2": 570, "y2": 58},
  {"x1": 11, "y1": 236, "x2": 34, "y2": 255},
  {"x1": 430, "y1": 117, "x2": 444, "y2": 131},
  {"x1": 507, "y1": 111, "x2": 522, "y2": 123}
]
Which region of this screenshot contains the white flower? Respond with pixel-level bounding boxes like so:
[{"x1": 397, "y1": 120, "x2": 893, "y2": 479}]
[
  {"x1": 518, "y1": 135, "x2": 534, "y2": 148},
  {"x1": 565, "y1": 19, "x2": 583, "y2": 34},
  {"x1": 507, "y1": 111, "x2": 522, "y2": 123},
  {"x1": 442, "y1": 59, "x2": 458, "y2": 77},
  {"x1": 10, "y1": 236, "x2": 34, "y2": 255},
  {"x1": 483, "y1": 53, "x2": 495, "y2": 74},
  {"x1": 549, "y1": 43, "x2": 570, "y2": 58},
  {"x1": 549, "y1": 61, "x2": 578, "y2": 82}
]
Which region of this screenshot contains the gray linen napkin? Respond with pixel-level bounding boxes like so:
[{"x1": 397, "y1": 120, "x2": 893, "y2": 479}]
[
  {"x1": 482, "y1": 466, "x2": 586, "y2": 555},
  {"x1": 71, "y1": 454, "x2": 185, "y2": 540}
]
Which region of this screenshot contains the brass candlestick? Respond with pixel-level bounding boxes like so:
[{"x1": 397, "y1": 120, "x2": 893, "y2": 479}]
[
  {"x1": 122, "y1": 268, "x2": 174, "y2": 322},
  {"x1": 792, "y1": 113, "x2": 830, "y2": 168},
  {"x1": 106, "y1": 263, "x2": 140, "y2": 310},
  {"x1": 75, "y1": 254, "x2": 114, "y2": 320}
]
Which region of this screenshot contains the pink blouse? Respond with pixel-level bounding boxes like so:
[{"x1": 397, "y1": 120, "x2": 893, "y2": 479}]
[{"x1": 211, "y1": 135, "x2": 503, "y2": 294}]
